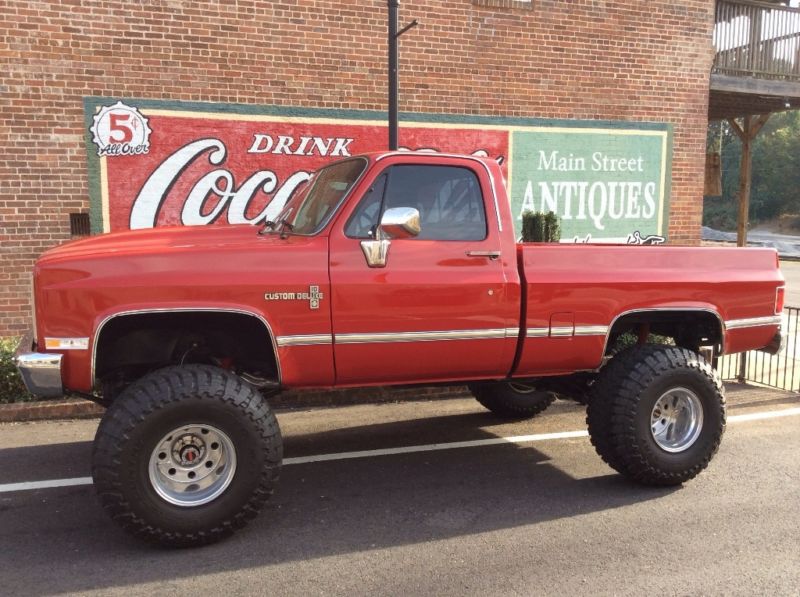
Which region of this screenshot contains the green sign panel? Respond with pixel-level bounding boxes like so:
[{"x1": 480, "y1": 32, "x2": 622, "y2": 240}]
[{"x1": 509, "y1": 127, "x2": 670, "y2": 243}]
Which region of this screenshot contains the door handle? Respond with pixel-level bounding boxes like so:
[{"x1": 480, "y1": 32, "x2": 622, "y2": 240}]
[{"x1": 465, "y1": 250, "x2": 501, "y2": 260}]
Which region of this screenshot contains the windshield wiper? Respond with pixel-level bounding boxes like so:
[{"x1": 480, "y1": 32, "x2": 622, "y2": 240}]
[
  {"x1": 257, "y1": 220, "x2": 277, "y2": 236},
  {"x1": 278, "y1": 219, "x2": 295, "y2": 239}
]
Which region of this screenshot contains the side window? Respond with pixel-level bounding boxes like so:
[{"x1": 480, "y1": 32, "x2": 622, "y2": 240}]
[
  {"x1": 344, "y1": 172, "x2": 388, "y2": 238},
  {"x1": 384, "y1": 165, "x2": 487, "y2": 241}
]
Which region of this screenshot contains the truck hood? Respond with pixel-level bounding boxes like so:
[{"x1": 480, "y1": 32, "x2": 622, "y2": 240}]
[
  {"x1": 33, "y1": 223, "x2": 330, "y2": 330},
  {"x1": 39, "y1": 225, "x2": 272, "y2": 263}
]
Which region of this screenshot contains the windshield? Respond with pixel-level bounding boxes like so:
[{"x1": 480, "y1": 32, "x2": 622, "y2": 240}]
[{"x1": 279, "y1": 157, "x2": 368, "y2": 235}]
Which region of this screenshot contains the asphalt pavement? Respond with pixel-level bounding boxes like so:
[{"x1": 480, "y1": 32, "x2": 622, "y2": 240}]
[
  {"x1": 782, "y1": 259, "x2": 800, "y2": 307},
  {"x1": 703, "y1": 227, "x2": 800, "y2": 260},
  {"x1": 1, "y1": 387, "x2": 799, "y2": 596}
]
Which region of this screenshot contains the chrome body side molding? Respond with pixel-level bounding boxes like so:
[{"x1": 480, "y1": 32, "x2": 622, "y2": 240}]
[
  {"x1": 549, "y1": 326, "x2": 574, "y2": 337},
  {"x1": 276, "y1": 334, "x2": 334, "y2": 347},
  {"x1": 725, "y1": 315, "x2": 783, "y2": 330},
  {"x1": 526, "y1": 325, "x2": 609, "y2": 338},
  {"x1": 334, "y1": 328, "x2": 513, "y2": 345},
  {"x1": 574, "y1": 325, "x2": 610, "y2": 336},
  {"x1": 527, "y1": 328, "x2": 550, "y2": 337}
]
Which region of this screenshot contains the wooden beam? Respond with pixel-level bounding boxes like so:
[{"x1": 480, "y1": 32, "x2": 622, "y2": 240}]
[
  {"x1": 728, "y1": 117, "x2": 745, "y2": 141},
  {"x1": 750, "y1": 113, "x2": 771, "y2": 138},
  {"x1": 710, "y1": 74, "x2": 800, "y2": 98}
]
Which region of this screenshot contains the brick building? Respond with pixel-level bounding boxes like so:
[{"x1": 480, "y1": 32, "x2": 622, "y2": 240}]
[{"x1": 0, "y1": 0, "x2": 718, "y2": 336}]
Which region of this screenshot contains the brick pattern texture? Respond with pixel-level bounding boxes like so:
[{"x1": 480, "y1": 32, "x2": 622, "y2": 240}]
[{"x1": 0, "y1": 0, "x2": 715, "y2": 336}]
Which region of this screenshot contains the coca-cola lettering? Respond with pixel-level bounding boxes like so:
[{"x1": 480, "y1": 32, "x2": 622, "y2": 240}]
[
  {"x1": 248, "y1": 134, "x2": 353, "y2": 157},
  {"x1": 131, "y1": 139, "x2": 224, "y2": 229},
  {"x1": 130, "y1": 138, "x2": 311, "y2": 229}
]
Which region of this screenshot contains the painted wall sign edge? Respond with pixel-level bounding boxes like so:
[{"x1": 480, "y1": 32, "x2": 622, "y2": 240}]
[{"x1": 82, "y1": 96, "x2": 673, "y2": 241}]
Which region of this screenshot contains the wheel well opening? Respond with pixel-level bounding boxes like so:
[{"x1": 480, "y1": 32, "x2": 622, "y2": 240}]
[
  {"x1": 606, "y1": 310, "x2": 723, "y2": 354},
  {"x1": 95, "y1": 311, "x2": 278, "y2": 398}
]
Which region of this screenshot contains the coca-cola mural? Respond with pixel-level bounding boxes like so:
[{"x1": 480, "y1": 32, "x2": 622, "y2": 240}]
[{"x1": 83, "y1": 98, "x2": 672, "y2": 242}]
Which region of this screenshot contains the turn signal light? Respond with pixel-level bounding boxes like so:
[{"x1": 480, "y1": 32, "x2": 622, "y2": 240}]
[{"x1": 44, "y1": 337, "x2": 89, "y2": 350}]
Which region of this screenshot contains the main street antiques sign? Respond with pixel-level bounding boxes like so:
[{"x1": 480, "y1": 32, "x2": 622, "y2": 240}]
[
  {"x1": 510, "y1": 128, "x2": 670, "y2": 243},
  {"x1": 83, "y1": 98, "x2": 671, "y2": 243}
]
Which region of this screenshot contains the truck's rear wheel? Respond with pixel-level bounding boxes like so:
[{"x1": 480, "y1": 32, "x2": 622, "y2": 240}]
[
  {"x1": 469, "y1": 381, "x2": 556, "y2": 419},
  {"x1": 92, "y1": 364, "x2": 282, "y2": 547},
  {"x1": 586, "y1": 344, "x2": 725, "y2": 486}
]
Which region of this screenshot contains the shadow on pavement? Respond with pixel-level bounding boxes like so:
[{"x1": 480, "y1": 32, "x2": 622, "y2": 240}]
[{"x1": 0, "y1": 410, "x2": 678, "y2": 595}]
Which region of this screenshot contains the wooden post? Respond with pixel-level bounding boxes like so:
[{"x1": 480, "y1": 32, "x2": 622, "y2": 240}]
[
  {"x1": 736, "y1": 116, "x2": 752, "y2": 247},
  {"x1": 728, "y1": 112, "x2": 770, "y2": 383},
  {"x1": 728, "y1": 114, "x2": 770, "y2": 247}
]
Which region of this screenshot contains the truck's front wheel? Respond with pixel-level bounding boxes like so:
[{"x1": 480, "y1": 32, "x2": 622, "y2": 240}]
[
  {"x1": 468, "y1": 381, "x2": 556, "y2": 419},
  {"x1": 92, "y1": 365, "x2": 282, "y2": 547},
  {"x1": 586, "y1": 345, "x2": 725, "y2": 486}
]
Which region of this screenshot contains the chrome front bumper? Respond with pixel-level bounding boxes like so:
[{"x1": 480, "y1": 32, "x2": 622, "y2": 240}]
[
  {"x1": 14, "y1": 330, "x2": 64, "y2": 397},
  {"x1": 760, "y1": 313, "x2": 788, "y2": 355}
]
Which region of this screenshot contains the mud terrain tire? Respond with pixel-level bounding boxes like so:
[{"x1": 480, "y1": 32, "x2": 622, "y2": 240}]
[
  {"x1": 92, "y1": 365, "x2": 282, "y2": 547},
  {"x1": 587, "y1": 344, "x2": 725, "y2": 486},
  {"x1": 469, "y1": 381, "x2": 556, "y2": 419}
]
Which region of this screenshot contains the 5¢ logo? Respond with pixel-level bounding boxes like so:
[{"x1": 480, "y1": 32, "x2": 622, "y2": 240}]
[{"x1": 90, "y1": 101, "x2": 151, "y2": 157}]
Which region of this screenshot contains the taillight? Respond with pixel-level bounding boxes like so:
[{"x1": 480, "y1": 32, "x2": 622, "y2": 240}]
[{"x1": 775, "y1": 286, "x2": 785, "y2": 314}]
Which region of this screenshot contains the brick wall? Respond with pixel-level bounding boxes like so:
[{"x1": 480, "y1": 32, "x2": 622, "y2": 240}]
[{"x1": 0, "y1": 0, "x2": 715, "y2": 336}]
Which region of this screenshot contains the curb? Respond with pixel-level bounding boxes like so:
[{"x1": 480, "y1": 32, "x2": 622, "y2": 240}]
[{"x1": 0, "y1": 398, "x2": 105, "y2": 424}]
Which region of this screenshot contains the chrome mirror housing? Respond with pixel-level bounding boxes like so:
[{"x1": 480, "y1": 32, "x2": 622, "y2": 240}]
[
  {"x1": 359, "y1": 207, "x2": 420, "y2": 268},
  {"x1": 379, "y1": 207, "x2": 420, "y2": 240},
  {"x1": 360, "y1": 239, "x2": 391, "y2": 268}
]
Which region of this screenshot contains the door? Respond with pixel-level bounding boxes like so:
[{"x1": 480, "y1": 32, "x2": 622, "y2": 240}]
[{"x1": 328, "y1": 158, "x2": 519, "y2": 385}]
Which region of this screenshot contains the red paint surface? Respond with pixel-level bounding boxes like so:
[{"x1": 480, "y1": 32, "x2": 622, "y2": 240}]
[
  {"x1": 328, "y1": 153, "x2": 520, "y2": 385},
  {"x1": 515, "y1": 243, "x2": 784, "y2": 375},
  {"x1": 33, "y1": 152, "x2": 784, "y2": 393}
]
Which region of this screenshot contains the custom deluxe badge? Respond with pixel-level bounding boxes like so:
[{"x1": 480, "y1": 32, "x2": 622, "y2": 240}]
[
  {"x1": 90, "y1": 101, "x2": 151, "y2": 157},
  {"x1": 264, "y1": 285, "x2": 324, "y2": 310}
]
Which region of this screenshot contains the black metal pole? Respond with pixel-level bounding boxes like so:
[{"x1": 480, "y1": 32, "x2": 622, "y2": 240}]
[{"x1": 388, "y1": 0, "x2": 399, "y2": 150}]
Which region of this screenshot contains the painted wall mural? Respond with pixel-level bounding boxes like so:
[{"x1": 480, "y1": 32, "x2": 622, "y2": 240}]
[{"x1": 83, "y1": 98, "x2": 671, "y2": 243}]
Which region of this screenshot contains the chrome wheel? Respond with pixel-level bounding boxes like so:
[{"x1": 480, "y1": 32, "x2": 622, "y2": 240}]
[
  {"x1": 650, "y1": 387, "x2": 704, "y2": 453},
  {"x1": 148, "y1": 424, "x2": 237, "y2": 507},
  {"x1": 508, "y1": 382, "x2": 537, "y2": 394}
]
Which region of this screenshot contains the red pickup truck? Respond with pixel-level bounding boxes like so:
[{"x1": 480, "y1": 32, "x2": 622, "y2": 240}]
[{"x1": 16, "y1": 151, "x2": 786, "y2": 546}]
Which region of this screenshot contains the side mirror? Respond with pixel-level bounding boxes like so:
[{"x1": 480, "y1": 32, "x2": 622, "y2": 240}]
[
  {"x1": 379, "y1": 207, "x2": 420, "y2": 239},
  {"x1": 359, "y1": 207, "x2": 420, "y2": 268}
]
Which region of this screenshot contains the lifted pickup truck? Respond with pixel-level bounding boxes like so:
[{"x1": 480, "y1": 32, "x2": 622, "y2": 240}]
[{"x1": 16, "y1": 151, "x2": 786, "y2": 546}]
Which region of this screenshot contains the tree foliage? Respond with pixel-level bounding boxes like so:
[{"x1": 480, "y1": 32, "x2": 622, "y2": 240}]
[
  {"x1": 703, "y1": 110, "x2": 800, "y2": 231},
  {"x1": 0, "y1": 337, "x2": 34, "y2": 403}
]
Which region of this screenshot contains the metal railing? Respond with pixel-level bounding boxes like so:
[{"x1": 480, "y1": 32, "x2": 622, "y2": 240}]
[
  {"x1": 718, "y1": 306, "x2": 800, "y2": 392},
  {"x1": 714, "y1": 0, "x2": 800, "y2": 81}
]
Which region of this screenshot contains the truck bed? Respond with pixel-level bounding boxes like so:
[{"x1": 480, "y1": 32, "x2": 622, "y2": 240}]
[{"x1": 513, "y1": 244, "x2": 783, "y2": 376}]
